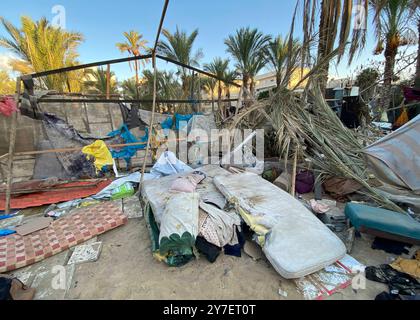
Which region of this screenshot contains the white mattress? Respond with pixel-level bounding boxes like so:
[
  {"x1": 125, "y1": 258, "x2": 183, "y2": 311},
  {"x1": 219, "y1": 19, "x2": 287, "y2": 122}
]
[
  {"x1": 141, "y1": 165, "x2": 230, "y2": 225},
  {"x1": 213, "y1": 172, "x2": 346, "y2": 279}
]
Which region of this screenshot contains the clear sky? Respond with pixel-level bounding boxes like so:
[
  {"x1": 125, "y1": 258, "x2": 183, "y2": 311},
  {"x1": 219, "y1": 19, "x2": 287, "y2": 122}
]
[{"x1": 0, "y1": 0, "x2": 416, "y2": 81}]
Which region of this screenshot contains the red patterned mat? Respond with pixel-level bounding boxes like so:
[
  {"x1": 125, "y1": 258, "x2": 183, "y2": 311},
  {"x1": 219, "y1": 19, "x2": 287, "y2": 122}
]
[
  {"x1": 0, "y1": 201, "x2": 127, "y2": 272},
  {"x1": 0, "y1": 180, "x2": 112, "y2": 210}
]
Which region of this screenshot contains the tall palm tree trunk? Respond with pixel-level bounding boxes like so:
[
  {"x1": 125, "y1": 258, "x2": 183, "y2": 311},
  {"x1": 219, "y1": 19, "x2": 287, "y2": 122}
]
[
  {"x1": 381, "y1": 41, "x2": 398, "y2": 116},
  {"x1": 415, "y1": 19, "x2": 420, "y2": 89},
  {"x1": 218, "y1": 80, "x2": 223, "y2": 118}
]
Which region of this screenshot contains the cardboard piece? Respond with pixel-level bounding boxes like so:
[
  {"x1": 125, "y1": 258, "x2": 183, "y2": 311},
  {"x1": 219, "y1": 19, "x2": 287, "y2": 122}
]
[{"x1": 15, "y1": 217, "x2": 53, "y2": 236}]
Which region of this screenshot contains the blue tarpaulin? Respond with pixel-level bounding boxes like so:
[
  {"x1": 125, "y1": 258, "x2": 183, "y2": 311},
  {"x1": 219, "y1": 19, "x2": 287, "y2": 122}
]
[{"x1": 107, "y1": 124, "x2": 148, "y2": 165}]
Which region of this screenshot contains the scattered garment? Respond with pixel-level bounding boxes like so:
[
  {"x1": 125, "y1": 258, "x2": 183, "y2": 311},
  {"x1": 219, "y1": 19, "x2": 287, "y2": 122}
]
[
  {"x1": 309, "y1": 199, "x2": 331, "y2": 214},
  {"x1": 371, "y1": 237, "x2": 412, "y2": 255},
  {"x1": 365, "y1": 264, "x2": 420, "y2": 296},
  {"x1": 295, "y1": 170, "x2": 314, "y2": 194},
  {"x1": 198, "y1": 202, "x2": 241, "y2": 248},
  {"x1": 0, "y1": 97, "x2": 18, "y2": 117},
  {"x1": 82, "y1": 140, "x2": 114, "y2": 173},
  {"x1": 224, "y1": 226, "x2": 245, "y2": 257},
  {"x1": 0, "y1": 275, "x2": 35, "y2": 300},
  {"x1": 195, "y1": 236, "x2": 221, "y2": 263},
  {"x1": 323, "y1": 177, "x2": 362, "y2": 198},
  {"x1": 390, "y1": 253, "x2": 420, "y2": 280},
  {"x1": 170, "y1": 171, "x2": 206, "y2": 193},
  {"x1": 158, "y1": 192, "x2": 199, "y2": 267}
]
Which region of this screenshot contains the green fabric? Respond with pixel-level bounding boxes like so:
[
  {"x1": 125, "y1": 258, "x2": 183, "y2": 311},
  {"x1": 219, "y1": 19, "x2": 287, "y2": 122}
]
[
  {"x1": 145, "y1": 204, "x2": 195, "y2": 267},
  {"x1": 145, "y1": 203, "x2": 160, "y2": 253},
  {"x1": 159, "y1": 231, "x2": 195, "y2": 267}
]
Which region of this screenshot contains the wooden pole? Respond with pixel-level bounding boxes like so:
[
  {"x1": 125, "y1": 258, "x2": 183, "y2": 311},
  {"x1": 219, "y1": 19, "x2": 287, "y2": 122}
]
[
  {"x1": 140, "y1": 54, "x2": 158, "y2": 187},
  {"x1": 5, "y1": 77, "x2": 22, "y2": 214},
  {"x1": 290, "y1": 147, "x2": 298, "y2": 197},
  {"x1": 106, "y1": 64, "x2": 111, "y2": 100}
]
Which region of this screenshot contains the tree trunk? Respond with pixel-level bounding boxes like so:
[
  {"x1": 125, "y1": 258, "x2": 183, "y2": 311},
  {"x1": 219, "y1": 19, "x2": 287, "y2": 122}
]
[
  {"x1": 317, "y1": 0, "x2": 330, "y2": 94},
  {"x1": 134, "y1": 59, "x2": 140, "y2": 99},
  {"x1": 250, "y1": 78, "x2": 255, "y2": 98},
  {"x1": 276, "y1": 73, "x2": 281, "y2": 89},
  {"x1": 415, "y1": 19, "x2": 420, "y2": 89},
  {"x1": 218, "y1": 80, "x2": 223, "y2": 118},
  {"x1": 242, "y1": 74, "x2": 249, "y2": 100},
  {"x1": 380, "y1": 41, "x2": 398, "y2": 116}
]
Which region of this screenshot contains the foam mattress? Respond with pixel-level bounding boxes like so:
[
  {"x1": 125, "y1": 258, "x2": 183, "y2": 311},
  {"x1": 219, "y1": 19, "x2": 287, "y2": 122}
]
[{"x1": 213, "y1": 172, "x2": 346, "y2": 279}]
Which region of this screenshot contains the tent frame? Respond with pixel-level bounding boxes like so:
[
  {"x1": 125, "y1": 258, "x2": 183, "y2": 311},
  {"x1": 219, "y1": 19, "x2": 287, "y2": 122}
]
[{"x1": 3, "y1": 0, "x2": 240, "y2": 212}]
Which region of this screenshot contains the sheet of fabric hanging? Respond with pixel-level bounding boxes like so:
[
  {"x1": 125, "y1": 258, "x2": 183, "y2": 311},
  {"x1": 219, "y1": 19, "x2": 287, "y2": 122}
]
[
  {"x1": 363, "y1": 115, "x2": 420, "y2": 192},
  {"x1": 40, "y1": 113, "x2": 123, "y2": 178}
]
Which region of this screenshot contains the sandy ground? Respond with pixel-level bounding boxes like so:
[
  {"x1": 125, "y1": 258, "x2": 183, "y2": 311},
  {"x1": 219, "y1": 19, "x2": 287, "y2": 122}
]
[{"x1": 64, "y1": 217, "x2": 411, "y2": 300}]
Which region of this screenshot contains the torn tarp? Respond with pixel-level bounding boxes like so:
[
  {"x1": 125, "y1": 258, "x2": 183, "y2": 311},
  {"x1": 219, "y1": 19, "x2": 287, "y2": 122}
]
[
  {"x1": 41, "y1": 113, "x2": 124, "y2": 178},
  {"x1": 107, "y1": 124, "x2": 148, "y2": 165}
]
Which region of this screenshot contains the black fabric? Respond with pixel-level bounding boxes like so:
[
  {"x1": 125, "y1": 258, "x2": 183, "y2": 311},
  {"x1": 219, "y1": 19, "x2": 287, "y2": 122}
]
[
  {"x1": 195, "y1": 236, "x2": 221, "y2": 263},
  {"x1": 0, "y1": 277, "x2": 13, "y2": 300},
  {"x1": 224, "y1": 226, "x2": 245, "y2": 257},
  {"x1": 371, "y1": 237, "x2": 412, "y2": 255},
  {"x1": 375, "y1": 291, "x2": 400, "y2": 300},
  {"x1": 365, "y1": 264, "x2": 420, "y2": 297}
]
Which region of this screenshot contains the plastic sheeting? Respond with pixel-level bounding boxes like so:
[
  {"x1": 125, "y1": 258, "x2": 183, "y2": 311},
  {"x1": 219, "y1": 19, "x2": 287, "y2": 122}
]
[
  {"x1": 363, "y1": 115, "x2": 420, "y2": 192},
  {"x1": 149, "y1": 151, "x2": 192, "y2": 179},
  {"x1": 107, "y1": 124, "x2": 148, "y2": 164},
  {"x1": 82, "y1": 140, "x2": 114, "y2": 173}
]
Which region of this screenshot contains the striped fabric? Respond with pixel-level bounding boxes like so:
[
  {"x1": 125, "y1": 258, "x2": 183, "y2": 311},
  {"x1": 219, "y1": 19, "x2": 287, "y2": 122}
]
[{"x1": 363, "y1": 115, "x2": 420, "y2": 191}]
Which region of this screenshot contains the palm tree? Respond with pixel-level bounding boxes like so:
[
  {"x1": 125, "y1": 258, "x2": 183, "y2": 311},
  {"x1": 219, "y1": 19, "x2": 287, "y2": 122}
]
[
  {"x1": 371, "y1": 0, "x2": 416, "y2": 112},
  {"x1": 0, "y1": 16, "x2": 84, "y2": 92},
  {"x1": 301, "y1": 0, "x2": 369, "y2": 91},
  {"x1": 223, "y1": 69, "x2": 239, "y2": 101},
  {"x1": 204, "y1": 58, "x2": 229, "y2": 108},
  {"x1": 0, "y1": 71, "x2": 15, "y2": 95},
  {"x1": 224, "y1": 27, "x2": 271, "y2": 97},
  {"x1": 121, "y1": 78, "x2": 138, "y2": 99},
  {"x1": 83, "y1": 67, "x2": 118, "y2": 95},
  {"x1": 264, "y1": 35, "x2": 301, "y2": 88},
  {"x1": 202, "y1": 77, "x2": 217, "y2": 113},
  {"x1": 157, "y1": 26, "x2": 203, "y2": 97},
  {"x1": 116, "y1": 31, "x2": 149, "y2": 93}
]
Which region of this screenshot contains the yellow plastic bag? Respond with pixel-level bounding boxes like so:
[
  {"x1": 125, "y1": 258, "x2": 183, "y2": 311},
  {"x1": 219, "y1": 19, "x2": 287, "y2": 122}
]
[{"x1": 82, "y1": 140, "x2": 114, "y2": 173}]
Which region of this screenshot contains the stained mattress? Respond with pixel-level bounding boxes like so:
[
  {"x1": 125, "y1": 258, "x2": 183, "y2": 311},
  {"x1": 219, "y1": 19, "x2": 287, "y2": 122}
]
[{"x1": 213, "y1": 172, "x2": 346, "y2": 279}]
